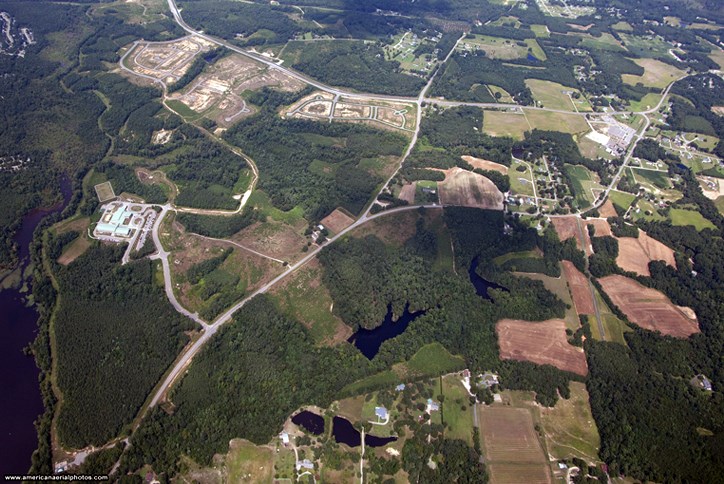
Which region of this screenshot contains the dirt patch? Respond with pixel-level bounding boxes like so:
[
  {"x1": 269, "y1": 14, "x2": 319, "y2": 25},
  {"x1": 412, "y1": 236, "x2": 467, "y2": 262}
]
[
  {"x1": 598, "y1": 274, "x2": 699, "y2": 338},
  {"x1": 598, "y1": 199, "x2": 618, "y2": 218},
  {"x1": 478, "y1": 406, "x2": 548, "y2": 464},
  {"x1": 551, "y1": 216, "x2": 591, "y2": 255},
  {"x1": 349, "y1": 209, "x2": 420, "y2": 246},
  {"x1": 398, "y1": 183, "x2": 416, "y2": 204},
  {"x1": 232, "y1": 220, "x2": 308, "y2": 263},
  {"x1": 568, "y1": 23, "x2": 594, "y2": 31},
  {"x1": 320, "y1": 208, "x2": 355, "y2": 234},
  {"x1": 562, "y1": 261, "x2": 595, "y2": 316},
  {"x1": 461, "y1": 155, "x2": 509, "y2": 174},
  {"x1": 487, "y1": 463, "x2": 552, "y2": 484},
  {"x1": 586, "y1": 218, "x2": 612, "y2": 237},
  {"x1": 712, "y1": 106, "x2": 724, "y2": 116},
  {"x1": 699, "y1": 176, "x2": 724, "y2": 200},
  {"x1": 496, "y1": 319, "x2": 588, "y2": 376},
  {"x1": 58, "y1": 236, "x2": 91, "y2": 266},
  {"x1": 616, "y1": 231, "x2": 676, "y2": 276},
  {"x1": 438, "y1": 167, "x2": 504, "y2": 210}
]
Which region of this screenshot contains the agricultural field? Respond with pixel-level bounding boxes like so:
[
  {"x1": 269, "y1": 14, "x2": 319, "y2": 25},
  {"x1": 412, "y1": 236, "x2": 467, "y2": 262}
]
[
  {"x1": 578, "y1": 32, "x2": 626, "y2": 52},
  {"x1": 607, "y1": 190, "x2": 636, "y2": 213},
  {"x1": 320, "y1": 208, "x2": 355, "y2": 234},
  {"x1": 509, "y1": 159, "x2": 536, "y2": 197},
  {"x1": 482, "y1": 110, "x2": 531, "y2": 139},
  {"x1": 530, "y1": 24, "x2": 550, "y2": 38},
  {"x1": 437, "y1": 168, "x2": 504, "y2": 210},
  {"x1": 488, "y1": 85, "x2": 515, "y2": 103},
  {"x1": 121, "y1": 35, "x2": 215, "y2": 85},
  {"x1": 562, "y1": 260, "x2": 595, "y2": 316},
  {"x1": 615, "y1": 231, "x2": 677, "y2": 276},
  {"x1": 598, "y1": 275, "x2": 700, "y2": 338},
  {"x1": 394, "y1": 343, "x2": 465, "y2": 379},
  {"x1": 627, "y1": 93, "x2": 663, "y2": 112},
  {"x1": 457, "y1": 34, "x2": 530, "y2": 60},
  {"x1": 631, "y1": 168, "x2": 671, "y2": 190},
  {"x1": 525, "y1": 80, "x2": 589, "y2": 112},
  {"x1": 551, "y1": 216, "x2": 591, "y2": 255},
  {"x1": 669, "y1": 208, "x2": 717, "y2": 231},
  {"x1": 621, "y1": 58, "x2": 687, "y2": 89},
  {"x1": 461, "y1": 156, "x2": 508, "y2": 174},
  {"x1": 523, "y1": 110, "x2": 590, "y2": 135},
  {"x1": 496, "y1": 319, "x2": 588, "y2": 376},
  {"x1": 565, "y1": 164, "x2": 603, "y2": 209}
]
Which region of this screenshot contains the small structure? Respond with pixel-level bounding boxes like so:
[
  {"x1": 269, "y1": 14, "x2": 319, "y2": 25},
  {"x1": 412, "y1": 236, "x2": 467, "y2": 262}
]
[
  {"x1": 478, "y1": 372, "x2": 500, "y2": 389},
  {"x1": 375, "y1": 406, "x2": 388, "y2": 421},
  {"x1": 426, "y1": 398, "x2": 440, "y2": 412},
  {"x1": 692, "y1": 374, "x2": 713, "y2": 391},
  {"x1": 280, "y1": 432, "x2": 290, "y2": 445},
  {"x1": 296, "y1": 459, "x2": 314, "y2": 471},
  {"x1": 395, "y1": 383, "x2": 406, "y2": 391}
]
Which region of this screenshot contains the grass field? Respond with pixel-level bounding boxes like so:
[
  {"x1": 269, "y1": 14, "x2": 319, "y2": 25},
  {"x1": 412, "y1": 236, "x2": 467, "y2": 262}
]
[
  {"x1": 579, "y1": 32, "x2": 626, "y2": 52},
  {"x1": 509, "y1": 159, "x2": 536, "y2": 196},
  {"x1": 226, "y1": 440, "x2": 273, "y2": 483},
  {"x1": 526, "y1": 80, "x2": 578, "y2": 111},
  {"x1": 530, "y1": 24, "x2": 550, "y2": 38},
  {"x1": 621, "y1": 58, "x2": 687, "y2": 89},
  {"x1": 631, "y1": 198, "x2": 666, "y2": 222},
  {"x1": 714, "y1": 196, "x2": 724, "y2": 214},
  {"x1": 274, "y1": 445, "x2": 296, "y2": 480},
  {"x1": 248, "y1": 190, "x2": 306, "y2": 225},
  {"x1": 441, "y1": 374, "x2": 474, "y2": 445},
  {"x1": 669, "y1": 208, "x2": 716, "y2": 230},
  {"x1": 525, "y1": 38, "x2": 547, "y2": 61},
  {"x1": 612, "y1": 21, "x2": 633, "y2": 31},
  {"x1": 618, "y1": 34, "x2": 673, "y2": 59},
  {"x1": 401, "y1": 343, "x2": 465, "y2": 377},
  {"x1": 458, "y1": 35, "x2": 531, "y2": 60},
  {"x1": 341, "y1": 370, "x2": 399, "y2": 395},
  {"x1": 483, "y1": 110, "x2": 530, "y2": 139},
  {"x1": 608, "y1": 190, "x2": 636, "y2": 213},
  {"x1": 494, "y1": 250, "x2": 542, "y2": 265},
  {"x1": 524, "y1": 110, "x2": 590, "y2": 135},
  {"x1": 539, "y1": 382, "x2": 600, "y2": 462},
  {"x1": 565, "y1": 164, "x2": 599, "y2": 208},
  {"x1": 631, "y1": 168, "x2": 671, "y2": 189},
  {"x1": 627, "y1": 93, "x2": 663, "y2": 112},
  {"x1": 488, "y1": 85, "x2": 515, "y2": 103}
]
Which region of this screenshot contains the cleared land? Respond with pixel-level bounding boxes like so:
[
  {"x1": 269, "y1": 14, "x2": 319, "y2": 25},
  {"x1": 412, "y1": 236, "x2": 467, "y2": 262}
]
[
  {"x1": 461, "y1": 155, "x2": 508, "y2": 174},
  {"x1": 669, "y1": 208, "x2": 716, "y2": 231},
  {"x1": 398, "y1": 183, "x2": 416, "y2": 203},
  {"x1": 616, "y1": 231, "x2": 676, "y2": 276},
  {"x1": 562, "y1": 261, "x2": 595, "y2": 316},
  {"x1": 551, "y1": 216, "x2": 591, "y2": 255},
  {"x1": 123, "y1": 36, "x2": 215, "y2": 85},
  {"x1": 232, "y1": 220, "x2": 308, "y2": 264},
  {"x1": 320, "y1": 208, "x2": 355, "y2": 234},
  {"x1": 457, "y1": 34, "x2": 531, "y2": 60},
  {"x1": 496, "y1": 319, "x2": 588, "y2": 376},
  {"x1": 621, "y1": 58, "x2": 687, "y2": 89},
  {"x1": 437, "y1": 167, "x2": 504, "y2": 210},
  {"x1": 225, "y1": 439, "x2": 273, "y2": 483},
  {"x1": 525, "y1": 79, "x2": 588, "y2": 112},
  {"x1": 598, "y1": 199, "x2": 618, "y2": 218},
  {"x1": 94, "y1": 181, "x2": 115, "y2": 202},
  {"x1": 487, "y1": 463, "x2": 551, "y2": 484},
  {"x1": 482, "y1": 110, "x2": 530, "y2": 140},
  {"x1": 586, "y1": 218, "x2": 612, "y2": 236},
  {"x1": 523, "y1": 110, "x2": 590, "y2": 135},
  {"x1": 598, "y1": 275, "x2": 699, "y2": 338}
]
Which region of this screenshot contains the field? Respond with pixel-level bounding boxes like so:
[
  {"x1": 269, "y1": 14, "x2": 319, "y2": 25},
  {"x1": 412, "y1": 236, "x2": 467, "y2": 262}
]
[
  {"x1": 615, "y1": 231, "x2": 676, "y2": 276},
  {"x1": 320, "y1": 207, "x2": 355, "y2": 234},
  {"x1": 94, "y1": 181, "x2": 115, "y2": 202},
  {"x1": 509, "y1": 159, "x2": 536, "y2": 197},
  {"x1": 523, "y1": 110, "x2": 590, "y2": 135},
  {"x1": 566, "y1": 164, "x2": 603, "y2": 208},
  {"x1": 440, "y1": 374, "x2": 474, "y2": 444},
  {"x1": 457, "y1": 35, "x2": 531, "y2": 60},
  {"x1": 538, "y1": 382, "x2": 600, "y2": 462},
  {"x1": 478, "y1": 406, "x2": 550, "y2": 484},
  {"x1": 515, "y1": 271, "x2": 579, "y2": 331},
  {"x1": 525, "y1": 80, "x2": 588, "y2": 112},
  {"x1": 488, "y1": 85, "x2": 515, "y2": 103},
  {"x1": 578, "y1": 32, "x2": 625, "y2": 52},
  {"x1": 225, "y1": 439, "x2": 273, "y2": 483},
  {"x1": 598, "y1": 275, "x2": 700, "y2": 338},
  {"x1": 437, "y1": 168, "x2": 504, "y2": 210},
  {"x1": 348, "y1": 209, "x2": 419, "y2": 246},
  {"x1": 530, "y1": 24, "x2": 550, "y2": 37},
  {"x1": 562, "y1": 261, "x2": 595, "y2": 316},
  {"x1": 231, "y1": 219, "x2": 309, "y2": 264},
  {"x1": 482, "y1": 110, "x2": 530, "y2": 139},
  {"x1": 586, "y1": 218, "x2": 612, "y2": 237},
  {"x1": 55, "y1": 217, "x2": 93, "y2": 265},
  {"x1": 607, "y1": 190, "x2": 635, "y2": 213},
  {"x1": 669, "y1": 208, "x2": 716, "y2": 231},
  {"x1": 598, "y1": 199, "x2": 617, "y2": 218},
  {"x1": 551, "y1": 216, "x2": 591, "y2": 255},
  {"x1": 617, "y1": 34, "x2": 672, "y2": 59},
  {"x1": 461, "y1": 155, "x2": 508, "y2": 174},
  {"x1": 627, "y1": 93, "x2": 662, "y2": 112},
  {"x1": 631, "y1": 168, "x2": 671, "y2": 190},
  {"x1": 621, "y1": 58, "x2": 687, "y2": 89},
  {"x1": 496, "y1": 319, "x2": 588, "y2": 376},
  {"x1": 394, "y1": 342, "x2": 465, "y2": 379}
]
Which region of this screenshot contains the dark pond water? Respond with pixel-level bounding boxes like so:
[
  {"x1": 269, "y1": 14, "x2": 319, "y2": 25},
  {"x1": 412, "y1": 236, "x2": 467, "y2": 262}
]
[
  {"x1": 468, "y1": 256, "x2": 508, "y2": 300},
  {"x1": 348, "y1": 304, "x2": 426, "y2": 360},
  {"x1": 512, "y1": 148, "x2": 526, "y2": 159},
  {"x1": 291, "y1": 410, "x2": 325, "y2": 435},
  {"x1": 527, "y1": 53, "x2": 540, "y2": 62},
  {"x1": 0, "y1": 178, "x2": 71, "y2": 476},
  {"x1": 331, "y1": 416, "x2": 397, "y2": 448}
]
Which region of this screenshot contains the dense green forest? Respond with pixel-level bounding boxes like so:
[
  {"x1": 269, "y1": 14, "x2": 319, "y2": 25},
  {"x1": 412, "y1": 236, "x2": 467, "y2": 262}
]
[{"x1": 53, "y1": 245, "x2": 196, "y2": 447}]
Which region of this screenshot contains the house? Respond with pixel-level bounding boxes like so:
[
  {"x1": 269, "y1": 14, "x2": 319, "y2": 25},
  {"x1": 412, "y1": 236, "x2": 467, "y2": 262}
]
[
  {"x1": 395, "y1": 383, "x2": 406, "y2": 391},
  {"x1": 375, "y1": 406, "x2": 388, "y2": 420},
  {"x1": 297, "y1": 459, "x2": 314, "y2": 470},
  {"x1": 280, "y1": 432, "x2": 290, "y2": 445},
  {"x1": 427, "y1": 398, "x2": 440, "y2": 412}
]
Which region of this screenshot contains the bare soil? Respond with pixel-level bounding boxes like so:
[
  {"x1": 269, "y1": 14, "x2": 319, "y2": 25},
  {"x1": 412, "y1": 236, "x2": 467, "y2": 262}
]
[
  {"x1": 598, "y1": 199, "x2": 618, "y2": 218},
  {"x1": 438, "y1": 167, "x2": 504, "y2": 210},
  {"x1": 461, "y1": 155, "x2": 509, "y2": 174},
  {"x1": 562, "y1": 261, "x2": 595, "y2": 315},
  {"x1": 551, "y1": 216, "x2": 591, "y2": 255},
  {"x1": 616, "y1": 231, "x2": 676, "y2": 276},
  {"x1": 398, "y1": 183, "x2": 416, "y2": 203},
  {"x1": 586, "y1": 218, "x2": 612, "y2": 237},
  {"x1": 320, "y1": 208, "x2": 355, "y2": 234}
]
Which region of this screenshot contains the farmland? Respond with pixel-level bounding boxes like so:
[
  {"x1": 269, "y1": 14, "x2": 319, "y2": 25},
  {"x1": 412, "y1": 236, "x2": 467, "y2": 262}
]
[
  {"x1": 621, "y1": 58, "x2": 687, "y2": 89},
  {"x1": 496, "y1": 319, "x2": 588, "y2": 376},
  {"x1": 437, "y1": 168, "x2": 504, "y2": 210},
  {"x1": 482, "y1": 110, "x2": 530, "y2": 139},
  {"x1": 669, "y1": 208, "x2": 717, "y2": 231},
  {"x1": 598, "y1": 275, "x2": 700, "y2": 338},
  {"x1": 615, "y1": 231, "x2": 676, "y2": 276},
  {"x1": 562, "y1": 261, "x2": 595, "y2": 316},
  {"x1": 525, "y1": 80, "x2": 589, "y2": 112}
]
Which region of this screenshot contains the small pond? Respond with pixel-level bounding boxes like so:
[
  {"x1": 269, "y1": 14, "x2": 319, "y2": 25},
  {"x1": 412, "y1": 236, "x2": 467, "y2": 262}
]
[{"x1": 348, "y1": 303, "x2": 426, "y2": 360}]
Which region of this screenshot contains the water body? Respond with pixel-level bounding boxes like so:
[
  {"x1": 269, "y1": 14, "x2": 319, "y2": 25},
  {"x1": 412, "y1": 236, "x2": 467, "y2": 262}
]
[
  {"x1": 527, "y1": 53, "x2": 540, "y2": 62},
  {"x1": 348, "y1": 304, "x2": 426, "y2": 360},
  {"x1": 0, "y1": 178, "x2": 71, "y2": 476},
  {"x1": 291, "y1": 410, "x2": 325, "y2": 435},
  {"x1": 331, "y1": 416, "x2": 397, "y2": 448},
  {"x1": 468, "y1": 256, "x2": 508, "y2": 300}
]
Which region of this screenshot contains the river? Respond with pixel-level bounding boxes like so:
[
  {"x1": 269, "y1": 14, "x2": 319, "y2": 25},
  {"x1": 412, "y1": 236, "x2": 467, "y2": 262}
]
[{"x1": 0, "y1": 178, "x2": 71, "y2": 476}]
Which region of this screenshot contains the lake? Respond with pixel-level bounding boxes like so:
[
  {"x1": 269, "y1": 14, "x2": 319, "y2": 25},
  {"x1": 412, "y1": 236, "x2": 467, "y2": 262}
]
[
  {"x1": 331, "y1": 416, "x2": 397, "y2": 448},
  {"x1": 291, "y1": 410, "x2": 325, "y2": 435},
  {"x1": 348, "y1": 303, "x2": 426, "y2": 359},
  {"x1": 468, "y1": 256, "x2": 508, "y2": 300}
]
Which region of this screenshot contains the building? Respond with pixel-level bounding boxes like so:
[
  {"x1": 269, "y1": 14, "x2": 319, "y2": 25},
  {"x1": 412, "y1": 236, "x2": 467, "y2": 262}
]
[
  {"x1": 427, "y1": 398, "x2": 440, "y2": 412},
  {"x1": 395, "y1": 383, "x2": 406, "y2": 391},
  {"x1": 375, "y1": 406, "x2": 388, "y2": 420}
]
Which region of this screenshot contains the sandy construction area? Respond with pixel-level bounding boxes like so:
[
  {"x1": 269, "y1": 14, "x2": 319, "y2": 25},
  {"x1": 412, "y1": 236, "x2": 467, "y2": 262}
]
[
  {"x1": 438, "y1": 167, "x2": 504, "y2": 210},
  {"x1": 616, "y1": 231, "x2": 676, "y2": 276},
  {"x1": 461, "y1": 155, "x2": 509, "y2": 174},
  {"x1": 598, "y1": 275, "x2": 699, "y2": 338},
  {"x1": 496, "y1": 319, "x2": 588, "y2": 376},
  {"x1": 562, "y1": 261, "x2": 595, "y2": 315}
]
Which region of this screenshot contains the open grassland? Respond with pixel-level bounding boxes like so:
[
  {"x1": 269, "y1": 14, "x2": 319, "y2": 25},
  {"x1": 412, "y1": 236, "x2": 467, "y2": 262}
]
[
  {"x1": 496, "y1": 319, "x2": 588, "y2": 376},
  {"x1": 615, "y1": 231, "x2": 676, "y2": 276},
  {"x1": 566, "y1": 164, "x2": 602, "y2": 208},
  {"x1": 457, "y1": 34, "x2": 531, "y2": 60},
  {"x1": 225, "y1": 439, "x2": 274, "y2": 483},
  {"x1": 578, "y1": 32, "x2": 626, "y2": 52},
  {"x1": 509, "y1": 159, "x2": 536, "y2": 196},
  {"x1": 598, "y1": 274, "x2": 700, "y2": 338},
  {"x1": 348, "y1": 209, "x2": 419, "y2": 246},
  {"x1": 488, "y1": 85, "x2": 515, "y2": 103},
  {"x1": 539, "y1": 382, "x2": 600, "y2": 462},
  {"x1": 627, "y1": 93, "x2": 663, "y2": 112},
  {"x1": 618, "y1": 34, "x2": 673, "y2": 59},
  {"x1": 232, "y1": 219, "x2": 308, "y2": 263},
  {"x1": 523, "y1": 110, "x2": 590, "y2": 135},
  {"x1": 483, "y1": 110, "x2": 530, "y2": 140},
  {"x1": 440, "y1": 374, "x2": 474, "y2": 445},
  {"x1": 669, "y1": 208, "x2": 716, "y2": 231},
  {"x1": 530, "y1": 24, "x2": 550, "y2": 37},
  {"x1": 526, "y1": 80, "x2": 586, "y2": 112},
  {"x1": 395, "y1": 343, "x2": 465, "y2": 378},
  {"x1": 608, "y1": 190, "x2": 635, "y2": 213},
  {"x1": 621, "y1": 58, "x2": 687, "y2": 89}
]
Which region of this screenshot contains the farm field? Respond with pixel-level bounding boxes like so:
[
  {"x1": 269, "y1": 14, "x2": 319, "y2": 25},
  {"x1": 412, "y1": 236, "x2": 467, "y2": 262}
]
[
  {"x1": 320, "y1": 207, "x2": 355, "y2": 234},
  {"x1": 578, "y1": 32, "x2": 626, "y2": 52},
  {"x1": 461, "y1": 155, "x2": 508, "y2": 174},
  {"x1": 551, "y1": 216, "x2": 591, "y2": 255},
  {"x1": 566, "y1": 164, "x2": 603, "y2": 208},
  {"x1": 515, "y1": 271, "x2": 579, "y2": 331},
  {"x1": 621, "y1": 58, "x2": 687, "y2": 89},
  {"x1": 669, "y1": 208, "x2": 716, "y2": 231},
  {"x1": 618, "y1": 34, "x2": 673, "y2": 59},
  {"x1": 598, "y1": 275, "x2": 700, "y2": 338},
  {"x1": 586, "y1": 218, "x2": 612, "y2": 237},
  {"x1": 530, "y1": 24, "x2": 550, "y2": 38},
  {"x1": 482, "y1": 110, "x2": 530, "y2": 139},
  {"x1": 627, "y1": 93, "x2": 663, "y2": 112},
  {"x1": 607, "y1": 190, "x2": 636, "y2": 213},
  {"x1": 457, "y1": 34, "x2": 531, "y2": 60},
  {"x1": 394, "y1": 342, "x2": 465, "y2": 379},
  {"x1": 562, "y1": 261, "x2": 595, "y2": 316},
  {"x1": 615, "y1": 231, "x2": 676, "y2": 276},
  {"x1": 437, "y1": 168, "x2": 504, "y2": 210},
  {"x1": 525, "y1": 80, "x2": 589, "y2": 112},
  {"x1": 496, "y1": 319, "x2": 588, "y2": 376},
  {"x1": 523, "y1": 110, "x2": 590, "y2": 135}
]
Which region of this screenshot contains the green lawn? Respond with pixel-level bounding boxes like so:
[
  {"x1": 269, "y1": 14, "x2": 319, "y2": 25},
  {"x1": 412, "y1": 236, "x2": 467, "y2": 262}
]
[
  {"x1": 608, "y1": 190, "x2": 636, "y2": 213},
  {"x1": 669, "y1": 208, "x2": 716, "y2": 230},
  {"x1": 631, "y1": 168, "x2": 671, "y2": 189},
  {"x1": 404, "y1": 343, "x2": 466, "y2": 377},
  {"x1": 530, "y1": 24, "x2": 550, "y2": 38},
  {"x1": 509, "y1": 160, "x2": 536, "y2": 196},
  {"x1": 565, "y1": 164, "x2": 595, "y2": 209},
  {"x1": 441, "y1": 375, "x2": 474, "y2": 445}
]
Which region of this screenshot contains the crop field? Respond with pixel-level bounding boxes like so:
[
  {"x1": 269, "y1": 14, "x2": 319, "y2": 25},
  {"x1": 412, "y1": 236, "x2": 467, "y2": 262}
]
[
  {"x1": 496, "y1": 319, "x2": 589, "y2": 375},
  {"x1": 615, "y1": 230, "x2": 676, "y2": 276},
  {"x1": 523, "y1": 110, "x2": 590, "y2": 135},
  {"x1": 482, "y1": 110, "x2": 530, "y2": 139},
  {"x1": 168, "y1": 54, "x2": 304, "y2": 127},
  {"x1": 562, "y1": 261, "x2": 595, "y2": 316},
  {"x1": 598, "y1": 274, "x2": 700, "y2": 338},
  {"x1": 551, "y1": 216, "x2": 591, "y2": 255},
  {"x1": 597, "y1": 199, "x2": 617, "y2": 218},
  {"x1": 437, "y1": 168, "x2": 504, "y2": 210},
  {"x1": 509, "y1": 159, "x2": 536, "y2": 197},
  {"x1": 607, "y1": 190, "x2": 635, "y2": 213},
  {"x1": 461, "y1": 155, "x2": 508, "y2": 174},
  {"x1": 487, "y1": 463, "x2": 552, "y2": 484},
  {"x1": 122, "y1": 36, "x2": 215, "y2": 85},
  {"x1": 586, "y1": 218, "x2": 612, "y2": 236},
  {"x1": 669, "y1": 208, "x2": 716, "y2": 231},
  {"x1": 320, "y1": 208, "x2": 355, "y2": 234},
  {"x1": 538, "y1": 382, "x2": 600, "y2": 462},
  {"x1": 621, "y1": 58, "x2": 687, "y2": 89}
]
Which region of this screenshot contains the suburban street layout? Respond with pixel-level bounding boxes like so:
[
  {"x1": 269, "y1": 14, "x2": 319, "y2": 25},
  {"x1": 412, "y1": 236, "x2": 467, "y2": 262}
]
[{"x1": 2, "y1": 0, "x2": 723, "y2": 482}]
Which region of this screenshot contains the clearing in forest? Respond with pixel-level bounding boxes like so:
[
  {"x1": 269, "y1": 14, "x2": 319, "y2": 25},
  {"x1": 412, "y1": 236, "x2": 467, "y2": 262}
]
[
  {"x1": 461, "y1": 155, "x2": 509, "y2": 174},
  {"x1": 320, "y1": 208, "x2": 355, "y2": 234},
  {"x1": 598, "y1": 275, "x2": 699, "y2": 338},
  {"x1": 496, "y1": 319, "x2": 588, "y2": 376},
  {"x1": 438, "y1": 167, "x2": 504, "y2": 210},
  {"x1": 562, "y1": 261, "x2": 595, "y2": 316},
  {"x1": 621, "y1": 58, "x2": 687, "y2": 89},
  {"x1": 615, "y1": 231, "x2": 676, "y2": 276},
  {"x1": 525, "y1": 79, "x2": 590, "y2": 112}
]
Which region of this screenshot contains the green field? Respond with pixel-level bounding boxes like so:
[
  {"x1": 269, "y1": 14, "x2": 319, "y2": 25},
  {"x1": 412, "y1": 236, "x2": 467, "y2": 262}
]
[
  {"x1": 441, "y1": 375, "x2": 474, "y2": 445},
  {"x1": 669, "y1": 208, "x2": 716, "y2": 230},
  {"x1": 618, "y1": 34, "x2": 673, "y2": 59},
  {"x1": 488, "y1": 85, "x2": 515, "y2": 103},
  {"x1": 631, "y1": 198, "x2": 666, "y2": 222},
  {"x1": 494, "y1": 250, "x2": 542, "y2": 265},
  {"x1": 403, "y1": 343, "x2": 465, "y2": 377},
  {"x1": 525, "y1": 38, "x2": 547, "y2": 61},
  {"x1": 226, "y1": 440, "x2": 274, "y2": 483},
  {"x1": 631, "y1": 168, "x2": 671, "y2": 189},
  {"x1": 627, "y1": 93, "x2": 662, "y2": 112},
  {"x1": 509, "y1": 159, "x2": 536, "y2": 196},
  {"x1": 341, "y1": 370, "x2": 399, "y2": 396},
  {"x1": 457, "y1": 35, "x2": 536, "y2": 60},
  {"x1": 715, "y1": 196, "x2": 724, "y2": 215},
  {"x1": 530, "y1": 24, "x2": 550, "y2": 38},
  {"x1": 579, "y1": 33, "x2": 626, "y2": 52},
  {"x1": 608, "y1": 190, "x2": 636, "y2": 213},
  {"x1": 524, "y1": 109, "x2": 590, "y2": 134},
  {"x1": 565, "y1": 164, "x2": 598, "y2": 208},
  {"x1": 622, "y1": 58, "x2": 687, "y2": 89},
  {"x1": 483, "y1": 110, "x2": 530, "y2": 139}
]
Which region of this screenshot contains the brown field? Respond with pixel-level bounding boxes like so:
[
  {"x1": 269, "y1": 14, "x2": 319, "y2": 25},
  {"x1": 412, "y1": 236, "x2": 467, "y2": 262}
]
[
  {"x1": 598, "y1": 199, "x2": 618, "y2": 218},
  {"x1": 478, "y1": 406, "x2": 547, "y2": 463},
  {"x1": 712, "y1": 106, "x2": 724, "y2": 116},
  {"x1": 598, "y1": 275, "x2": 699, "y2": 338},
  {"x1": 123, "y1": 36, "x2": 215, "y2": 85},
  {"x1": 58, "y1": 236, "x2": 91, "y2": 266},
  {"x1": 487, "y1": 463, "x2": 552, "y2": 484},
  {"x1": 587, "y1": 218, "x2": 612, "y2": 236},
  {"x1": 398, "y1": 183, "x2": 416, "y2": 203},
  {"x1": 320, "y1": 208, "x2": 355, "y2": 234},
  {"x1": 438, "y1": 167, "x2": 504, "y2": 210},
  {"x1": 349, "y1": 209, "x2": 420, "y2": 246},
  {"x1": 496, "y1": 319, "x2": 588, "y2": 376},
  {"x1": 616, "y1": 231, "x2": 676, "y2": 276},
  {"x1": 621, "y1": 58, "x2": 687, "y2": 89},
  {"x1": 461, "y1": 155, "x2": 509, "y2": 174},
  {"x1": 551, "y1": 216, "x2": 591, "y2": 255},
  {"x1": 562, "y1": 261, "x2": 595, "y2": 315},
  {"x1": 232, "y1": 220, "x2": 308, "y2": 264}
]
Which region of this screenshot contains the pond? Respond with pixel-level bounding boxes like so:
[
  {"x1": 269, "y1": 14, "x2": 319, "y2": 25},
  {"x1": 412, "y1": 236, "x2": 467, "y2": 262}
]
[
  {"x1": 331, "y1": 416, "x2": 397, "y2": 448},
  {"x1": 468, "y1": 256, "x2": 508, "y2": 300},
  {"x1": 291, "y1": 410, "x2": 325, "y2": 435},
  {"x1": 0, "y1": 177, "x2": 71, "y2": 475},
  {"x1": 348, "y1": 303, "x2": 426, "y2": 360}
]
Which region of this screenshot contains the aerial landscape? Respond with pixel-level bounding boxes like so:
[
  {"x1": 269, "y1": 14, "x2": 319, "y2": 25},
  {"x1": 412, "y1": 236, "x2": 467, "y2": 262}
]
[{"x1": 0, "y1": 0, "x2": 722, "y2": 482}]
